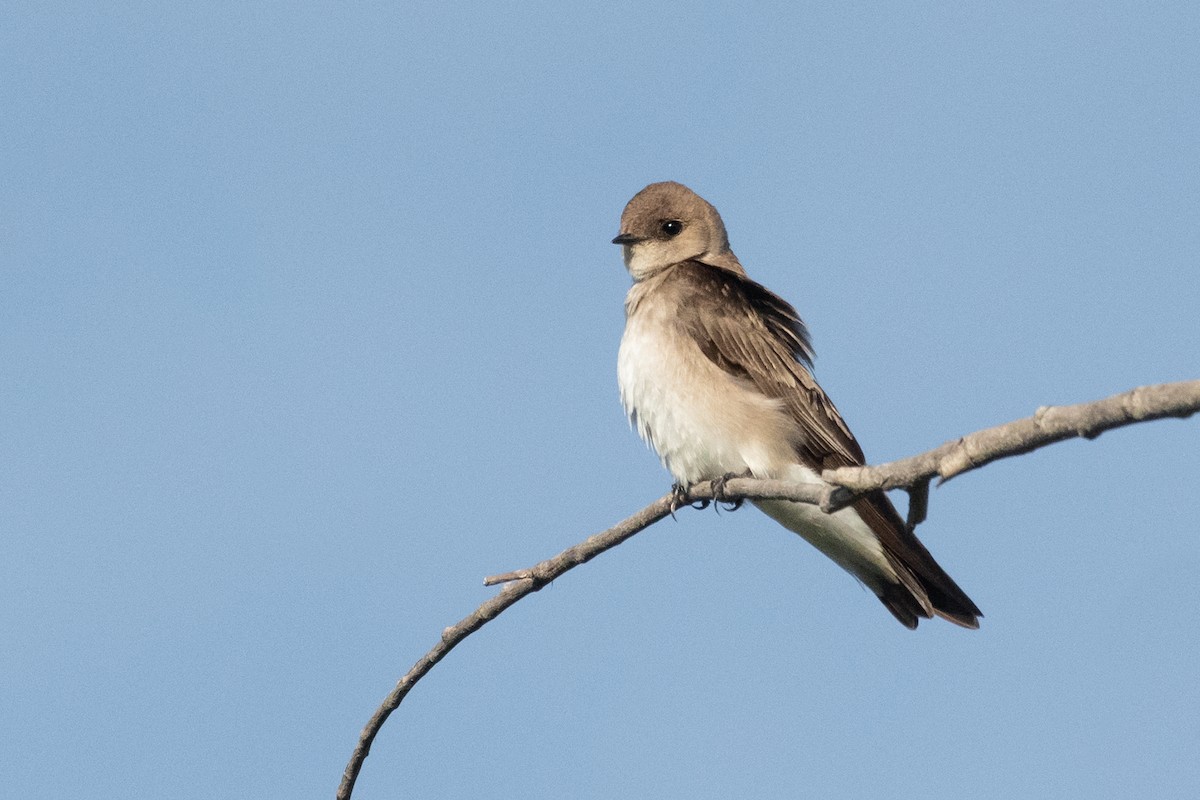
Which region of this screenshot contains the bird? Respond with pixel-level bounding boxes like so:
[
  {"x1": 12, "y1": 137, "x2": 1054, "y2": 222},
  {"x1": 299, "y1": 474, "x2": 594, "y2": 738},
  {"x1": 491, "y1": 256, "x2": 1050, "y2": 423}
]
[{"x1": 613, "y1": 181, "x2": 981, "y2": 629}]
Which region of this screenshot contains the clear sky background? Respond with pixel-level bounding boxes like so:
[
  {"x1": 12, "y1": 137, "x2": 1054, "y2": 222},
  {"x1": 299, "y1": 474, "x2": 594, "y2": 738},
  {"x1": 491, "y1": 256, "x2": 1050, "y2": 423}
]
[{"x1": 3, "y1": 3, "x2": 1198, "y2": 798}]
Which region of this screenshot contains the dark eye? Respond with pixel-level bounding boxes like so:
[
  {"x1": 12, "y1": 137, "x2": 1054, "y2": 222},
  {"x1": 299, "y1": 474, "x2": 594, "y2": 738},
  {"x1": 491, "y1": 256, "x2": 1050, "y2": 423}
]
[{"x1": 661, "y1": 220, "x2": 683, "y2": 237}]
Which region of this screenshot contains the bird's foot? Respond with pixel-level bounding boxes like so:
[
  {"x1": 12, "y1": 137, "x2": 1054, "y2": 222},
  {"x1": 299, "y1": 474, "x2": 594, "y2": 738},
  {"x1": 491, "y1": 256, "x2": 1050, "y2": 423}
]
[
  {"x1": 711, "y1": 470, "x2": 750, "y2": 512},
  {"x1": 669, "y1": 481, "x2": 710, "y2": 517}
]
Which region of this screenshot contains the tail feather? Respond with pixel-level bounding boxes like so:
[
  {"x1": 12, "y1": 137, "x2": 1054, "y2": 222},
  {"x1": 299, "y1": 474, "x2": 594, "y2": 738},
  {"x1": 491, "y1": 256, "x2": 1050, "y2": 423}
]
[
  {"x1": 756, "y1": 486, "x2": 982, "y2": 629},
  {"x1": 859, "y1": 492, "x2": 982, "y2": 629},
  {"x1": 880, "y1": 551, "x2": 980, "y2": 630},
  {"x1": 878, "y1": 581, "x2": 925, "y2": 630}
]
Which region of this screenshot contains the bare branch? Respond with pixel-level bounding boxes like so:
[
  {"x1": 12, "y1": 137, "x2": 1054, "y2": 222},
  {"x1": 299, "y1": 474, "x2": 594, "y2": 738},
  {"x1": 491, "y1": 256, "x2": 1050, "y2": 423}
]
[
  {"x1": 338, "y1": 380, "x2": 1198, "y2": 799},
  {"x1": 337, "y1": 498, "x2": 674, "y2": 800},
  {"x1": 823, "y1": 380, "x2": 1200, "y2": 495}
]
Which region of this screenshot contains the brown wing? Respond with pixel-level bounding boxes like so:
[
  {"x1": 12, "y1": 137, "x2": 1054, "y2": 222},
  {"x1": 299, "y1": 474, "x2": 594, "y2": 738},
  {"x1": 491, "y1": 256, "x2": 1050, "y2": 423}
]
[
  {"x1": 677, "y1": 261, "x2": 982, "y2": 628},
  {"x1": 675, "y1": 262, "x2": 866, "y2": 470}
]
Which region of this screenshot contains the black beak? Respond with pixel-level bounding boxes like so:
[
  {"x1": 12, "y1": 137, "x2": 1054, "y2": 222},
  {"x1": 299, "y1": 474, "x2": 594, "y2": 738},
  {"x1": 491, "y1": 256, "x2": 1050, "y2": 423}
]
[{"x1": 611, "y1": 233, "x2": 643, "y2": 245}]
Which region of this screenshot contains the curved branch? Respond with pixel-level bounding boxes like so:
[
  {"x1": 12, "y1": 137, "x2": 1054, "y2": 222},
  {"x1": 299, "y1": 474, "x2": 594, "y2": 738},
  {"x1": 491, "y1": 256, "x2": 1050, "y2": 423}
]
[
  {"x1": 337, "y1": 499, "x2": 675, "y2": 799},
  {"x1": 338, "y1": 379, "x2": 1198, "y2": 799}
]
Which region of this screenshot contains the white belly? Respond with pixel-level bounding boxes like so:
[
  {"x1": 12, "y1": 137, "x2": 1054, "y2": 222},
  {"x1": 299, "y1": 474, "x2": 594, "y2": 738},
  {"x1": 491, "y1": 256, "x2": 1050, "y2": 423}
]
[
  {"x1": 617, "y1": 311, "x2": 796, "y2": 484},
  {"x1": 617, "y1": 309, "x2": 896, "y2": 588}
]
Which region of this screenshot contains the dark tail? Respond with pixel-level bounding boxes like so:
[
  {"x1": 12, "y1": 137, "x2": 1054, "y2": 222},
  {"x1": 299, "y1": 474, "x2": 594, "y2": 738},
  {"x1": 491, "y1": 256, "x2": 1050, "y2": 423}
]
[{"x1": 857, "y1": 492, "x2": 983, "y2": 629}]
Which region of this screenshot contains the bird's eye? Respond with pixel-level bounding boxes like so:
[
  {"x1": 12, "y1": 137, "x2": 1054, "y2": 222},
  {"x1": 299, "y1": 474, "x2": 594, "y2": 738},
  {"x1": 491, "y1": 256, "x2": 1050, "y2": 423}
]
[{"x1": 661, "y1": 220, "x2": 683, "y2": 237}]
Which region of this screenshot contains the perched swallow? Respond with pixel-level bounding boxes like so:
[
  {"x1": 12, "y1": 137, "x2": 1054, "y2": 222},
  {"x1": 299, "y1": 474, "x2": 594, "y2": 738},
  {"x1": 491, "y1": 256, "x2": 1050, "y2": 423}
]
[{"x1": 614, "y1": 181, "x2": 981, "y2": 628}]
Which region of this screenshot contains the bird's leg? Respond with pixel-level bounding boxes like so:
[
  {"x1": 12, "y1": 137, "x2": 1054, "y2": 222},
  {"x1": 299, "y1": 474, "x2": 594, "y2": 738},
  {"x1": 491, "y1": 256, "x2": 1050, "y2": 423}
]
[{"x1": 711, "y1": 470, "x2": 751, "y2": 512}]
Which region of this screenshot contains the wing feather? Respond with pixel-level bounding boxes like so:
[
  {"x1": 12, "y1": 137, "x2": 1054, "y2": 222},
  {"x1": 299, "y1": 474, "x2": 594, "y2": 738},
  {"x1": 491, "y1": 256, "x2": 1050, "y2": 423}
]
[{"x1": 676, "y1": 260, "x2": 982, "y2": 628}]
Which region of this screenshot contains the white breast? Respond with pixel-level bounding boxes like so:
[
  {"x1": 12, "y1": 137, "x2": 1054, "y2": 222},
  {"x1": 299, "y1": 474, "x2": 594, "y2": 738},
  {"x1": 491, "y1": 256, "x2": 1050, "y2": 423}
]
[{"x1": 617, "y1": 300, "x2": 795, "y2": 484}]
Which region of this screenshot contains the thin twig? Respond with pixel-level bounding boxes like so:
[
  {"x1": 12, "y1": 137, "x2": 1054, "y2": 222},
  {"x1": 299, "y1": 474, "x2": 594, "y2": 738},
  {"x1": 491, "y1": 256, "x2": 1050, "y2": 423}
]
[
  {"x1": 905, "y1": 478, "x2": 931, "y2": 531},
  {"x1": 339, "y1": 379, "x2": 1199, "y2": 799}
]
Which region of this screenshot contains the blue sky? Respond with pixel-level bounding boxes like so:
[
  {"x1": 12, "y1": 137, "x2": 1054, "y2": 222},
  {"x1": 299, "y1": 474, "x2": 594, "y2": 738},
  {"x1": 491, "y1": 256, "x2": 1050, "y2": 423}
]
[{"x1": 3, "y1": 3, "x2": 1198, "y2": 798}]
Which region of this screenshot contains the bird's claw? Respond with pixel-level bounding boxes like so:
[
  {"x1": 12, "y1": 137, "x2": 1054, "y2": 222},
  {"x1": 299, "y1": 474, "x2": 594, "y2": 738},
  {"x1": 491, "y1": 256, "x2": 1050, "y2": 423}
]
[
  {"x1": 669, "y1": 482, "x2": 709, "y2": 517},
  {"x1": 711, "y1": 471, "x2": 747, "y2": 512}
]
